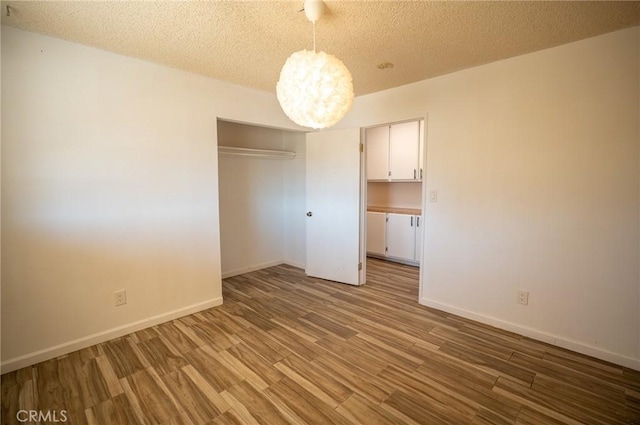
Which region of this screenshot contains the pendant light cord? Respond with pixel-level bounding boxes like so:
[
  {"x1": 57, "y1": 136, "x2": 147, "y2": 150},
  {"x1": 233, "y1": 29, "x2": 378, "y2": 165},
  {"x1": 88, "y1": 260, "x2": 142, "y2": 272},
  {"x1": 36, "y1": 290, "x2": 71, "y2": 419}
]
[{"x1": 313, "y1": 21, "x2": 316, "y2": 52}]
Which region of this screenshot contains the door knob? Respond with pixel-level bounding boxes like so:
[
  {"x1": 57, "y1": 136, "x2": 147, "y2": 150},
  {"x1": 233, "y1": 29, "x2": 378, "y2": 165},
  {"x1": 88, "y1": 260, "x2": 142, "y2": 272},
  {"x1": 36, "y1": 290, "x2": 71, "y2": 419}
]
[{"x1": 306, "y1": 211, "x2": 313, "y2": 217}]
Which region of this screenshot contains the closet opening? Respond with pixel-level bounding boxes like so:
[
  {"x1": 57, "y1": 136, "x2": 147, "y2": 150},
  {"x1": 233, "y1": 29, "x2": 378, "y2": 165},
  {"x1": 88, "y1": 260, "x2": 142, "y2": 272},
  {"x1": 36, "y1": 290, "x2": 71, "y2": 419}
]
[{"x1": 217, "y1": 119, "x2": 306, "y2": 279}]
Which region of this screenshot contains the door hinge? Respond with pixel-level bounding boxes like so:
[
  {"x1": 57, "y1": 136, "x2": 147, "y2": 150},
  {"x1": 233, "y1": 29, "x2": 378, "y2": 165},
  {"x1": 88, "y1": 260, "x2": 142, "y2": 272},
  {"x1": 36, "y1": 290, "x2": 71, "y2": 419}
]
[
  {"x1": 358, "y1": 262, "x2": 362, "y2": 271},
  {"x1": 386, "y1": 217, "x2": 388, "y2": 222},
  {"x1": 388, "y1": 171, "x2": 392, "y2": 177},
  {"x1": 385, "y1": 247, "x2": 388, "y2": 252},
  {"x1": 359, "y1": 143, "x2": 364, "y2": 153}
]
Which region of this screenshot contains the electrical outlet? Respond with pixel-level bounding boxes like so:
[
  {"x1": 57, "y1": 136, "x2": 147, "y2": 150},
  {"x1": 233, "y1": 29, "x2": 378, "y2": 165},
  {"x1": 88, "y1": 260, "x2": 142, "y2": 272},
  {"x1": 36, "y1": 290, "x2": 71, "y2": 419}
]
[
  {"x1": 516, "y1": 290, "x2": 529, "y2": 305},
  {"x1": 114, "y1": 290, "x2": 127, "y2": 306}
]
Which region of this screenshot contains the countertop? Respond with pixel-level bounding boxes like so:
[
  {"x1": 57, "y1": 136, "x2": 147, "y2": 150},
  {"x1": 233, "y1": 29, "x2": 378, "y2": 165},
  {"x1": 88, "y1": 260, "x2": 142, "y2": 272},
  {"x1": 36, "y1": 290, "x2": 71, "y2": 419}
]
[{"x1": 367, "y1": 206, "x2": 422, "y2": 215}]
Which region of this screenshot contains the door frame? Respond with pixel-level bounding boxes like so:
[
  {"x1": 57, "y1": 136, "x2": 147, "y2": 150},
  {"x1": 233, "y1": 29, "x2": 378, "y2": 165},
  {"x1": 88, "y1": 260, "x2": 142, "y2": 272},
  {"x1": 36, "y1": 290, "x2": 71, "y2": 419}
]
[{"x1": 359, "y1": 128, "x2": 367, "y2": 284}]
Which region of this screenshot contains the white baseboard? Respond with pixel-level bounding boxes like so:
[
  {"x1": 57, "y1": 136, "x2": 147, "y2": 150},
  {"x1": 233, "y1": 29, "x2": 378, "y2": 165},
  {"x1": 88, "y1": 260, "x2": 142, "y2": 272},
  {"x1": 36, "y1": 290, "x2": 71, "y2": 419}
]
[
  {"x1": 283, "y1": 260, "x2": 305, "y2": 270},
  {"x1": 1, "y1": 297, "x2": 223, "y2": 374},
  {"x1": 367, "y1": 253, "x2": 419, "y2": 268},
  {"x1": 221, "y1": 260, "x2": 285, "y2": 279},
  {"x1": 420, "y1": 297, "x2": 640, "y2": 371}
]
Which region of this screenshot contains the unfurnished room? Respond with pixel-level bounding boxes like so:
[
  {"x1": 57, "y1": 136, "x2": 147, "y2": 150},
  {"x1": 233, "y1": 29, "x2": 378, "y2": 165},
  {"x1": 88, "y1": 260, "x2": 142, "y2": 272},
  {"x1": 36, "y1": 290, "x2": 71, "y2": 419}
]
[{"x1": 2, "y1": 1, "x2": 640, "y2": 424}]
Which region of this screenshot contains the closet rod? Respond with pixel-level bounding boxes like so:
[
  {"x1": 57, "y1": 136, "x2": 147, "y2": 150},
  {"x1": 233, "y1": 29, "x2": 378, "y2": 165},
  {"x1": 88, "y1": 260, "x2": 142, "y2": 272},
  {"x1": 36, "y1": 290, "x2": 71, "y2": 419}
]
[{"x1": 218, "y1": 146, "x2": 296, "y2": 159}]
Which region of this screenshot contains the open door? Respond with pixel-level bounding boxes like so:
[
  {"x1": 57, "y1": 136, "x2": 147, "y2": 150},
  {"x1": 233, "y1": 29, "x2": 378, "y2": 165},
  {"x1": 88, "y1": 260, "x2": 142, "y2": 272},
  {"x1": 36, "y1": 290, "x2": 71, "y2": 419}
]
[{"x1": 306, "y1": 128, "x2": 363, "y2": 286}]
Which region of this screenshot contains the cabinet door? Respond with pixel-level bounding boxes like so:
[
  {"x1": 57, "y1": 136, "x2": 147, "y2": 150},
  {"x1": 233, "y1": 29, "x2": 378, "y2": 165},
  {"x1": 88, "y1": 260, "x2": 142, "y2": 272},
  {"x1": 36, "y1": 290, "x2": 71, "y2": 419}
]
[
  {"x1": 366, "y1": 212, "x2": 387, "y2": 255},
  {"x1": 389, "y1": 121, "x2": 420, "y2": 180},
  {"x1": 386, "y1": 213, "x2": 416, "y2": 260},
  {"x1": 365, "y1": 126, "x2": 390, "y2": 181},
  {"x1": 414, "y1": 215, "x2": 423, "y2": 263}
]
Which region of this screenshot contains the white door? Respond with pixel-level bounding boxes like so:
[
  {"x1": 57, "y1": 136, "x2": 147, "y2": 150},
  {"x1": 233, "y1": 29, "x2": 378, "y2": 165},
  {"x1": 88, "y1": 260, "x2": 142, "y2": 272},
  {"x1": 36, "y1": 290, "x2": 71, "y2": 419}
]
[
  {"x1": 386, "y1": 213, "x2": 416, "y2": 260},
  {"x1": 306, "y1": 128, "x2": 363, "y2": 286}
]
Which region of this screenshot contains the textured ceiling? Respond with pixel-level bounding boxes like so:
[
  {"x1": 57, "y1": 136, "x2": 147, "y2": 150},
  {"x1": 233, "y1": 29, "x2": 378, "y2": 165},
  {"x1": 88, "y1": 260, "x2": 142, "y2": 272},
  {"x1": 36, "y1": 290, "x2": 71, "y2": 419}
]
[{"x1": 2, "y1": 1, "x2": 640, "y2": 96}]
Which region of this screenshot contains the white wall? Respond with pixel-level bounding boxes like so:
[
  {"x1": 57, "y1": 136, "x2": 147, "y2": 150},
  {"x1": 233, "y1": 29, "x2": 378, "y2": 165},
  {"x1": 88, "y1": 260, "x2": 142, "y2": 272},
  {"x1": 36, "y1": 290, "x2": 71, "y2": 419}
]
[
  {"x1": 1, "y1": 26, "x2": 302, "y2": 372},
  {"x1": 367, "y1": 182, "x2": 422, "y2": 209},
  {"x1": 3, "y1": 23, "x2": 639, "y2": 372},
  {"x1": 342, "y1": 27, "x2": 640, "y2": 369},
  {"x1": 217, "y1": 121, "x2": 305, "y2": 277}
]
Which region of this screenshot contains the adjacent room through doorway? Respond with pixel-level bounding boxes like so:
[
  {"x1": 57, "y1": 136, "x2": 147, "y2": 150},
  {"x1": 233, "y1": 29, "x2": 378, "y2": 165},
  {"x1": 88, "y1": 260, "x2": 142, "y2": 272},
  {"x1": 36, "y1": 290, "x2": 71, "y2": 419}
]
[{"x1": 364, "y1": 119, "x2": 426, "y2": 296}]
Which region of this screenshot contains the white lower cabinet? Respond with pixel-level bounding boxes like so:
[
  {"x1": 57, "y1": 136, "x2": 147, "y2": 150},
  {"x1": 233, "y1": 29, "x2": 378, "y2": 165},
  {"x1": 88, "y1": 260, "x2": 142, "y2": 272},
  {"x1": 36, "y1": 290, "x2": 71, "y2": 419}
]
[
  {"x1": 367, "y1": 211, "x2": 422, "y2": 264},
  {"x1": 414, "y1": 215, "x2": 423, "y2": 262},
  {"x1": 386, "y1": 213, "x2": 416, "y2": 260},
  {"x1": 366, "y1": 212, "x2": 387, "y2": 256}
]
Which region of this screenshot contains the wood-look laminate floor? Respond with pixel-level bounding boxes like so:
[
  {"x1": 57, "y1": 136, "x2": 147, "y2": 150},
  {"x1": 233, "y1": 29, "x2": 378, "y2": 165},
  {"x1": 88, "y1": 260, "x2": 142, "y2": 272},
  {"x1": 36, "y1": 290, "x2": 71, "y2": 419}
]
[{"x1": 2, "y1": 258, "x2": 640, "y2": 425}]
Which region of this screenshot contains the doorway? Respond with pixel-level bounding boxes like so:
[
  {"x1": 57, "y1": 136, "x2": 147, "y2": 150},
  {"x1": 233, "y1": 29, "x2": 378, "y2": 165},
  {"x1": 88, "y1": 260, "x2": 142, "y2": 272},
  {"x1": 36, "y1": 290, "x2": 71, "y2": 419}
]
[{"x1": 364, "y1": 118, "x2": 425, "y2": 292}]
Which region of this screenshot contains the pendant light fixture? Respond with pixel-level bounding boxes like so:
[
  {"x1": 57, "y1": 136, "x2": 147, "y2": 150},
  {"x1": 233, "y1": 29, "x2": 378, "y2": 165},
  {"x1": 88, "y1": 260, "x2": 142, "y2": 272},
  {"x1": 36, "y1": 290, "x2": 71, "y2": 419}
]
[{"x1": 276, "y1": 0, "x2": 354, "y2": 130}]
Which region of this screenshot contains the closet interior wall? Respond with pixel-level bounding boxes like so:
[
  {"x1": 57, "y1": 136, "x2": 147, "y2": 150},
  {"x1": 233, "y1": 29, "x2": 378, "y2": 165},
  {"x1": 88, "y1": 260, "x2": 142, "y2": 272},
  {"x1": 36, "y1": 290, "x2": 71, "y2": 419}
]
[{"x1": 217, "y1": 120, "x2": 306, "y2": 278}]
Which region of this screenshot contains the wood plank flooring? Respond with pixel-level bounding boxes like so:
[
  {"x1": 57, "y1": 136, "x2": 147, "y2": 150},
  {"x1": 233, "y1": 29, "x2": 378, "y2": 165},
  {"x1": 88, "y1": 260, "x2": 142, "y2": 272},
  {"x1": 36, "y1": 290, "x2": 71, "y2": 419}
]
[{"x1": 2, "y1": 258, "x2": 640, "y2": 424}]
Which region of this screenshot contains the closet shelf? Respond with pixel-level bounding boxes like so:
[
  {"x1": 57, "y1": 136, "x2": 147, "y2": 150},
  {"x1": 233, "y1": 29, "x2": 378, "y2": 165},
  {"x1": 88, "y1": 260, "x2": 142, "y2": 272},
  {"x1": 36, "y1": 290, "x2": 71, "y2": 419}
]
[{"x1": 218, "y1": 146, "x2": 296, "y2": 159}]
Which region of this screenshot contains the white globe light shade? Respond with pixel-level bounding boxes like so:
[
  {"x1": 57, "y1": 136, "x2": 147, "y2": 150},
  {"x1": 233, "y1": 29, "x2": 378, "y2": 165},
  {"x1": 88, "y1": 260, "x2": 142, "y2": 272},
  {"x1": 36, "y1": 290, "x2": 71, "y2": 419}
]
[{"x1": 277, "y1": 50, "x2": 354, "y2": 130}]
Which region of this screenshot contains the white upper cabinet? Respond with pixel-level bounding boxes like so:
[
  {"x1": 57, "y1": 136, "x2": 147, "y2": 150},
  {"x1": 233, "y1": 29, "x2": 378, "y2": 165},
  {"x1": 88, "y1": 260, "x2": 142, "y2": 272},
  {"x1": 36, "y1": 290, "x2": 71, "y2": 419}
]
[
  {"x1": 365, "y1": 126, "x2": 390, "y2": 181},
  {"x1": 419, "y1": 120, "x2": 425, "y2": 181},
  {"x1": 366, "y1": 120, "x2": 423, "y2": 182},
  {"x1": 389, "y1": 121, "x2": 420, "y2": 181}
]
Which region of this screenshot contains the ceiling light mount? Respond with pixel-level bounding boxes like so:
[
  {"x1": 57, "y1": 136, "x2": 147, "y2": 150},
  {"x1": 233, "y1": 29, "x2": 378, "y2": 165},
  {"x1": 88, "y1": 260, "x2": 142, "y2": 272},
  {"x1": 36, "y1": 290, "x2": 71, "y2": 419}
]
[
  {"x1": 276, "y1": 0, "x2": 354, "y2": 129},
  {"x1": 303, "y1": 0, "x2": 324, "y2": 23}
]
